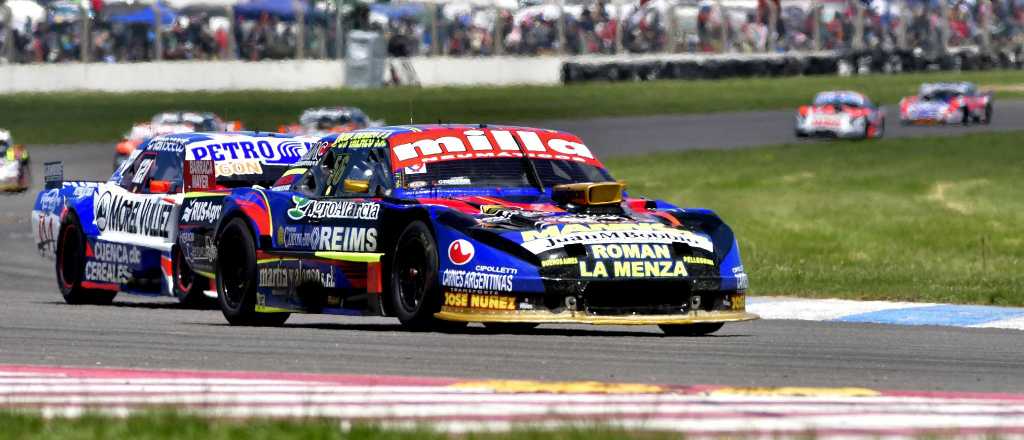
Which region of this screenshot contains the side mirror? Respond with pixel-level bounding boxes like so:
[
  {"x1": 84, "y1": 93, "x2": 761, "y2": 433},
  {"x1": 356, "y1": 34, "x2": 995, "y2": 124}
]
[
  {"x1": 149, "y1": 179, "x2": 172, "y2": 194},
  {"x1": 343, "y1": 179, "x2": 370, "y2": 193}
]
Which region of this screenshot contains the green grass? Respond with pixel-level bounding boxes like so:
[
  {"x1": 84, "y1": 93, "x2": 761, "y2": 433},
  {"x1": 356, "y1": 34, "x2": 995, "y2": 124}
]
[
  {"x1": 0, "y1": 412, "x2": 679, "y2": 440},
  {"x1": 607, "y1": 131, "x2": 1024, "y2": 305},
  {"x1": 4, "y1": 69, "x2": 1024, "y2": 144}
]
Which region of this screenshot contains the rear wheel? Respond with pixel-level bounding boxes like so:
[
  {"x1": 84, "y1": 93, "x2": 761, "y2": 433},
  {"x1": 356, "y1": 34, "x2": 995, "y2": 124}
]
[
  {"x1": 659, "y1": 323, "x2": 724, "y2": 336},
  {"x1": 961, "y1": 106, "x2": 970, "y2": 125},
  {"x1": 983, "y1": 104, "x2": 992, "y2": 124},
  {"x1": 216, "y1": 218, "x2": 289, "y2": 326},
  {"x1": 172, "y1": 246, "x2": 212, "y2": 308},
  {"x1": 389, "y1": 221, "x2": 445, "y2": 330},
  {"x1": 55, "y1": 214, "x2": 116, "y2": 305}
]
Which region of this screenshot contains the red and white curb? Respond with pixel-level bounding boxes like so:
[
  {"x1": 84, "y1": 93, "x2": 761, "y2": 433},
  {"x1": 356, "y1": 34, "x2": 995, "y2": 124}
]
[{"x1": 2, "y1": 365, "x2": 1024, "y2": 437}]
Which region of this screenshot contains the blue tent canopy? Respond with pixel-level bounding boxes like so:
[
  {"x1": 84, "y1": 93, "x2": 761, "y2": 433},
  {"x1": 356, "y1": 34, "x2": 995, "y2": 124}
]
[
  {"x1": 107, "y1": 4, "x2": 177, "y2": 26},
  {"x1": 369, "y1": 3, "x2": 425, "y2": 20},
  {"x1": 234, "y1": 0, "x2": 322, "y2": 22}
]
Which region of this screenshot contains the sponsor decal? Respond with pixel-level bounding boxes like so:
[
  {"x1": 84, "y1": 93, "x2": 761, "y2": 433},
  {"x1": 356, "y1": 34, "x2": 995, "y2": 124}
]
[
  {"x1": 578, "y1": 260, "x2": 687, "y2": 278},
  {"x1": 519, "y1": 223, "x2": 713, "y2": 255},
  {"x1": 589, "y1": 244, "x2": 671, "y2": 260},
  {"x1": 683, "y1": 255, "x2": 715, "y2": 266},
  {"x1": 436, "y1": 177, "x2": 471, "y2": 186},
  {"x1": 94, "y1": 188, "x2": 175, "y2": 238},
  {"x1": 180, "y1": 199, "x2": 222, "y2": 224},
  {"x1": 404, "y1": 164, "x2": 427, "y2": 175},
  {"x1": 442, "y1": 267, "x2": 515, "y2": 293},
  {"x1": 187, "y1": 139, "x2": 311, "y2": 165},
  {"x1": 286, "y1": 196, "x2": 380, "y2": 221},
  {"x1": 390, "y1": 129, "x2": 601, "y2": 169},
  {"x1": 131, "y1": 158, "x2": 155, "y2": 184},
  {"x1": 332, "y1": 131, "x2": 390, "y2": 148},
  {"x1": 184, "y1": 160, "x2": 214, "y2": 191},
  {"x1": 729, "y1": 293, "x2": 746, "y2": 311},
  {"x1": 215, "y1": 160, "x2": 263, "y2": 177},
  {"x1": 733, "y1": 265, "x2": 749, "y2": 290},
  {"x1": 39, "y1": 191, "x2": 62, "y2": 212},
  {"x1": 287, "y1": 226, "x2": 378, "y2": 252},
  {"x1": 443, "y1": 292, "x2": 516, "y2": 311},
  {"x1": 84, "y1": 242, "x2": 142, "y2": 284},
  {"x1": 259, "y1": 266, "x2": 336, "y2": 289},
  {"x1": 34, "y1": 212, "x2": 59, "y2": 256},
  {"x1": 541, "y1": 256, "x2": 577, "y2": 267},
  {"x1": 146, "y1": 137, "x2": 187, "y2": 153},
  {"x1": 447, "y1": 239, "x2": 475, "y2": 265}
]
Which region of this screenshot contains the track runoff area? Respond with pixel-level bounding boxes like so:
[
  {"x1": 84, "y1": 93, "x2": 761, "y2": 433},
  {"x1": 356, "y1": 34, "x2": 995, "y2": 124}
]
[{"x1": 5, "y1": 102, "x2": 1024, "y2": 437}]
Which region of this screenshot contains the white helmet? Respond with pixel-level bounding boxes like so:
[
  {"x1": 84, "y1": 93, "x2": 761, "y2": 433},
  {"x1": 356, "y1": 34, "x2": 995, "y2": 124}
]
[{"x1": 0, "y1": 129, "x2": 10, "y2": 146}]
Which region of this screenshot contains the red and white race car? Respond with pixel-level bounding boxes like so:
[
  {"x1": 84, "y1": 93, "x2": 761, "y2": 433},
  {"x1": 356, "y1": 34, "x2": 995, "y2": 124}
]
[
  {"x1": 795, "y1": 91, "x2": 885, "y2": 139},
  {"x1": 899, "y1": 82, "x2": 992, "y2": 125},
  {"x1": 277, "y1": 107, "x2": 380, "y2": 136},
  {"x1": 115, "y1": 111, "x2": 243, "y2": 170}
]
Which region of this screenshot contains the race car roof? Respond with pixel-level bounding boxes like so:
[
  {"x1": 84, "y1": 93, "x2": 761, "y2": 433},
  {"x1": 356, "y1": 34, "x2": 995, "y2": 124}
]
[
  {"x1": 318, "y1": 124, "x2": 603, "y2": 171},
  {"x1": 919, "y1": 82, "x2": 975, "y2": 96},
  {"x1": 813, "y1": 90, "x2": 868, "y2": 107},
  {"x1": 142, "y1": 131, "x2": 324, "y2": 167}
]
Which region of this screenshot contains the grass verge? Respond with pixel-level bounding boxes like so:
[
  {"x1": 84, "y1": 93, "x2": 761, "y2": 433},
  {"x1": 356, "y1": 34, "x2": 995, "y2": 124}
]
[
  {"x1": 607, "y1": 131, "x2": 1024, "y2": 305},
  {"x1": 4, "y1": 69, "x2": 1024, "y2": 144},
  {"x1": 0, "y1": 412, "x2": 677, "y2": 440}
]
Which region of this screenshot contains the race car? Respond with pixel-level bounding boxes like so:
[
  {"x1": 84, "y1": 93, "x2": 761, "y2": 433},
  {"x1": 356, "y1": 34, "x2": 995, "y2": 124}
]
[
  {"x1": 277, "y1": 107, "x2": 379, "y2": 136},
  {"x1": 32, "y1": 132, "x2": 318, "y2": 306},
  {"x1": 0, "y1": 129, "x2": 30, "y2": 193},
  {"x1": 115, "y1": 111, "x2": 243, "y2": 170},
  {"x1": 181, "y1": 125, "x2": 756, "y2": 335},
  {"x1": 899, "y1": 82, "x2": 992, "y2": 125},
  {"x1": 795, "y1": 91, "x2": 885, "y2": 139}
]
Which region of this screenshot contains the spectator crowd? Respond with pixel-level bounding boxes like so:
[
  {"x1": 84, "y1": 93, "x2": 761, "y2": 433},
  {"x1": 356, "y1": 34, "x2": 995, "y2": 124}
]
[{"x1": 1, "y1": 0, "x2": 1023, "y2": 63}]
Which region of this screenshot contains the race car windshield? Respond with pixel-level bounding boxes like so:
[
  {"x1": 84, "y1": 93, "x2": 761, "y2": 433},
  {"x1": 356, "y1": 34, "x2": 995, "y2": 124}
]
[
  {"x1": 923, "y1": 91, "x2": 960, "y2": 101},
  {"x1": 814, "y1": 96, "x2": 864, "y2": 108},
  {"x1": 401, "y1": 158, "x2": 612, "y2": 190}
]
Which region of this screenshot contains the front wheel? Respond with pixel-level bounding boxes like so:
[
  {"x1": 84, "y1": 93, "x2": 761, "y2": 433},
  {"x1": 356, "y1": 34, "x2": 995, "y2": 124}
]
[
  {"x1": 216, "y1": 218, "x2": 289, "y2": 326},
  {"x1": 55, "y1": 214, "x2": 116, "y2": 305},
  {"x1": 388, "y1": 221, "x2": 445, "y2": 330},
  {"x1": 659, "y1": 323, "x2": 724, "y2": 336},
  {"x1": 983, "y1": 104, "x2": 992, "y2": 124}
]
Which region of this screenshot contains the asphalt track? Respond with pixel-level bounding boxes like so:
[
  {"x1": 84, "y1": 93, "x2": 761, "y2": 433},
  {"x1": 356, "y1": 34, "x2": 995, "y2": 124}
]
[{"x1": 1, "y1": 105, "x2": 1023, "y2": 395}]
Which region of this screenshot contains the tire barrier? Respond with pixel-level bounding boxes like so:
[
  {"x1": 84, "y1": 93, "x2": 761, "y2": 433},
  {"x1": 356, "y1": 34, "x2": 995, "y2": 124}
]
[{"x1": 561, "y1": 46, "x2": 1024, "y2": 83}]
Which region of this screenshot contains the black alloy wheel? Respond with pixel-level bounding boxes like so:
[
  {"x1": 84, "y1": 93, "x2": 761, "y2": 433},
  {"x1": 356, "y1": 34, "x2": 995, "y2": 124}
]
[
  {"x1": 55, "y1": 213, "x2": 116, "y2": 305},
  {"x1": 216, "y1": 218, "x2": 289, "y2": 326},
  {"x1": 389, "y1": 221, "x2": 447, "y2": 330}
]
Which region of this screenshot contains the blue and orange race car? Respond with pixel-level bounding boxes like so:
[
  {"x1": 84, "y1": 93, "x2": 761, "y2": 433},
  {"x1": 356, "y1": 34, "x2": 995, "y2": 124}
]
[
  {"x1": 182, "y1": 125, "x2": 757, "y2": 335},
  {"x1": 31, "y1": 133, "x2": 318, "y2": 306}
]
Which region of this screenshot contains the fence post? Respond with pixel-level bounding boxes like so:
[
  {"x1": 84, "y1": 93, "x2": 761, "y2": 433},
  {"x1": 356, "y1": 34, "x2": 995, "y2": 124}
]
[
  {"x1": 430, "y1": 3, "x2": 440, "y2": 55},
  {"x1": 811, "y1": 0, "x2": 821, "y2": 50},
  {"x1": 556, "y1": 0, "x2": 567, "y2": 54},
  {"x1": 226, "y1": 6, "x2": 238, "y2": 59},
  {"x1": 980, "y1": 0, "x2": 992, "y2": 53},
  {"x1": 767, "y1": 0, "x2": 778, "y2": 52},
  {"x1": 716, "y1": 0, "x2": 728, "y2": 52},
  {"x1": 295, "y1": 0, "x2": 305, "y2": 59},
  {"x1": 334, "y1": 0, "x2": 344, "y2": 59},
  {"x1": 493, "y1": 6, "x2": 503, "y2": 55},
  {"x1": 937, "y1": 0, "x2": 949, "y2": 52},
  {"x1": 80, "y1": 2, "x2": 90, "y2": 62},
  {"x1": 153, "y1": 3, "x2": 163, "y2": 60},
  {"x1": 896, "y1": 0, "x2": 907, "y2": 50},
  {"x1": 2, "y1": 3, "x2": 12, "y2": 62},
  {"x1": 614, "y1": 1, "x2": 623, "y2": 53},
  {"x1": 852, "y1": 0, "x2": 865, "y2": 50},
  {"x1": 666, "y1": 2, "x2": 677, "y2": 53}
]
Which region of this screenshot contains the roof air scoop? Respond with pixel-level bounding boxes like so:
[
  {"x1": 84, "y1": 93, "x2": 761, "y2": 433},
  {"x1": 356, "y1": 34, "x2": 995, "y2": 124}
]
[{"x1": 552, "y1": 182, "x2": 625, "y2": 214}]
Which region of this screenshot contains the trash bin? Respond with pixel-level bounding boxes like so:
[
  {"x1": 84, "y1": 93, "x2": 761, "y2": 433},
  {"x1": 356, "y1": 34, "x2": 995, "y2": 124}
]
[{"x1": 345, "y1": 30, "x2": 387, "y2": 89}]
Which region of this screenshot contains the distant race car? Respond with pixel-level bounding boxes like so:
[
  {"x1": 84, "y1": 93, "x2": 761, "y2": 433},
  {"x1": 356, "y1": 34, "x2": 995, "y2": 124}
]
[
  {"x1": 795, "y1": 91, "x2": 885, "y2": 139},
  {"x1": 899, "y1": 82, "x2": 992, "y2": 125},
  {"x1": 180, "y1": 125, "x2": 756, "y2": 335},
  {"x1": 32, "y1": 133, "x2": 317, "y2": 306},
  {"x1": 115, "y1": 111, "x2": 243, "y2": 170},
  {"x1": 277, "y1": 107, "x2": 379, "y2": 136},
  {"x1": 0, "y1": 129, "x2": 31, "y2": 193}
]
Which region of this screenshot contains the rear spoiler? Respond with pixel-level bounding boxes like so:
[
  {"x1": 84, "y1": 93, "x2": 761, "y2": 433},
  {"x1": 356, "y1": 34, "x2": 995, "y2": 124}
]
[{"x1": 44, "y1": 161, "x2": 63, "y2": 189}]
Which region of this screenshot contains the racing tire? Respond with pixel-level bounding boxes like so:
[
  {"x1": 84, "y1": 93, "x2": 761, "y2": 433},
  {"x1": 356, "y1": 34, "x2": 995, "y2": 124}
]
[
  {"x1": 983, "y1": 104, "x2": 992, "y2": 125},
  {"x1": 172, "y1": 246, "x2": 213, "y2": 308},
  {"x1": 216, "y1": 218, "x2": 289, "y2": 326},
  {"x1": 658, "y1": 323, "x2": 724, "y2": 336},
  {"x1": 482, "y1": 322, "x2": 540, "y2": 333},
  {"x1": 55, "y1": 213, "x2": 116, "y2": 305},
  {"x1": 961, "y1": 106, "x2": 970, "y2": 125},
  {"x1": 388, "y1": 221, "x2": 446, "y2": 331},
  {"x1": 874, "y1": 118, "x2": 885, "y2": 139}
]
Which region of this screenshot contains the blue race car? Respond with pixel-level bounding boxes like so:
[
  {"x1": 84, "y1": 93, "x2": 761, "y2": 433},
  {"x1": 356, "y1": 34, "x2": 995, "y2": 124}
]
[
  {"x1": 183, "y1": 125, "x2": 757, "y2": 335},
  {"x1": 32, "y1": 132, "x2": 319, "y2": 306}
]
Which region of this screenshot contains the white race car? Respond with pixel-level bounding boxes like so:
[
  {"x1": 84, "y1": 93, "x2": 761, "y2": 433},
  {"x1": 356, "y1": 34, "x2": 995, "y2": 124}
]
[
  {"x1": 0, "y1": 129, "x2": 30, "y2": 193},
  {"x1": 795, "y1": 91, "x2": 885, "y2": 139}
]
